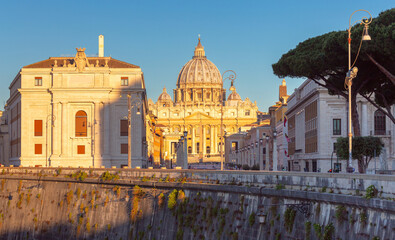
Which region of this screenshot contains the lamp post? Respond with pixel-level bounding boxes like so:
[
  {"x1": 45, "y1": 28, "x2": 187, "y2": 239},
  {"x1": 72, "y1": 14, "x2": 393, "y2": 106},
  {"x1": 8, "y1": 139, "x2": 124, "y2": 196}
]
[
  {"x1": 183, "y1": 131, "x2": 188, "y2": 169},
  {"x1": 272, "y1": 131, "x2": 277, "y2": 171},
  {"x1": 259, "y1": 138, "x2": 263, "y2": 170},
  {"x1": 127, "y1": 94, "x2": 142, "y2": 168},
  {"x1": 345, "y1": 10, "x2": 372, "y2": 173},
  {"x1": 265, "y1": 134, "x2": 269, "y2": 171},
  {"x1": 220, "y1": 70, "x2": 236, "y2": 170}
]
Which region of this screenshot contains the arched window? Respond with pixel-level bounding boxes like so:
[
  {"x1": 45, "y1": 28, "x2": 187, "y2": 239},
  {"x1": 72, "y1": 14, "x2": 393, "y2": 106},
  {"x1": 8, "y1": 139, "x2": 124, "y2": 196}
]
[
  {"x1": 188, "y1": 146, "x2": 192, "y2": 154},
  {"x1": 374, "y1": 110, "x2": 386, "y2": 135},
  {"x1": 75, "y1": 110, "x2": 87, "y2": 137},
  {"x1": 206, "y1": 146, "x2": 210, "y2": 154}
]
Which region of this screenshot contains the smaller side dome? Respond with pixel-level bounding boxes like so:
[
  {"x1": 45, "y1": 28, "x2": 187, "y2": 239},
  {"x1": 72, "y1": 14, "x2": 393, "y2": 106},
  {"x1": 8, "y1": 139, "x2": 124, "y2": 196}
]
[
  {"x1": 228, "y1": 91, "x2": 241, "y2": 101},
  {"x1": 227, "y1": 85, "x2": 241, "y2": 101},
  {"x1": 157, "y1": 87, "x2": 172, "y2": 101}
]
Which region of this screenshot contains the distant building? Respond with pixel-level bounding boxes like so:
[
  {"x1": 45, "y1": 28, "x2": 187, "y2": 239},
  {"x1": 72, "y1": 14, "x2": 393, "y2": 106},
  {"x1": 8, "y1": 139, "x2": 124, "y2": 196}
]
[
  {"x1": 286, "y1": 79, "x2": 395, "y2": 173},
  {"x1": 225, "y1": 80, "x2": 288, "y2": 170},
  {"x1": 1, "y1": 45, "x2": 148, "y2": 168},
  {"x1": 149, "y1": 38, "x2": 259, "y2": 164}
]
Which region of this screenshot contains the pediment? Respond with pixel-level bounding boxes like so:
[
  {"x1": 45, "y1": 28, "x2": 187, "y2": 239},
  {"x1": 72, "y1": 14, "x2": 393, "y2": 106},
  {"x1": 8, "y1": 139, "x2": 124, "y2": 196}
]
[{"x1": 184, "y1": 112, "x2": 215, "y2": 120}]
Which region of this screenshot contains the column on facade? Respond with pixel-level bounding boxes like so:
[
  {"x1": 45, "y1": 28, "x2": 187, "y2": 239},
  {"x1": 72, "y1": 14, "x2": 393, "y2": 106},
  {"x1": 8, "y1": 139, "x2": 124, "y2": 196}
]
[
  {"x1": 103, "y1": 101, "x2": 110, "y2": 157},
  {"x1": 192, "y1": 126, "x2": 196, "y2": 154},
  {"x1": 93, "y1": 102, "x2": 102, "y2": 163},
  {"x1": 214, "y1": 125, "x2": 218, "y2": 154},
  {"x1": 60, "y1": 102, "x2": 67, "y2": 157},
  {"x1": 52, "y1": 102, "x2": 60, "y2": 156},
  {"x1": 202, "y1": 125, "x2": 206, "y2": 156},
  {"x1": 361, "y1": 103, "x2": 368, "y2": 136},
  {"x1": 210, "y1": 125, "x2": 214, "y2": 155}
]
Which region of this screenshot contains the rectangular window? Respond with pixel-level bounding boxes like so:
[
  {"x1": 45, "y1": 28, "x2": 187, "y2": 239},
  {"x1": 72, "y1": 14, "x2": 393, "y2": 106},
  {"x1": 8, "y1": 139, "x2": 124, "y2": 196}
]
[
  {"x1": 333, "y1": 119, "x2": 341, "y2": 135},
  {"x1": 120, "y1": 120, "x2": 128, "y2": 136},
  {"x1": 35, "y1": 144, "x2": 42, "y2": 154},
  {"x1": 34, "y1": 120, "x2": 43, "y2": 136},
  {"x1": 231, "y1": 141, "x2": 238, "y2": 151},
  {"x1": 35, "y1": 77, "x2": 42, "y2": 86},
  {"x1": 121, "y1": 77, "x2": 128, "y2": 86},
  {"x1": 77, "y1": 145, "x2": 85, "y2": 154},
  {"x1": 121, "y1": 144, "x2": 128, "y2": 154},
  {"x1": 245, "y1": 110, "x2": 250, "y2": 116},
  {"x1": 312, "y1": 160, "x2": 317, "y2": 172}
]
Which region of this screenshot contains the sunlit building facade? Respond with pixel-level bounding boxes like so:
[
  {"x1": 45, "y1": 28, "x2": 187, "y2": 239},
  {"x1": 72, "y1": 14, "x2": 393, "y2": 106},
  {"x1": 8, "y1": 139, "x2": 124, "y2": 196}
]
[{"x1": 149, "y1": 38, "x2": 259, "y2": 163}]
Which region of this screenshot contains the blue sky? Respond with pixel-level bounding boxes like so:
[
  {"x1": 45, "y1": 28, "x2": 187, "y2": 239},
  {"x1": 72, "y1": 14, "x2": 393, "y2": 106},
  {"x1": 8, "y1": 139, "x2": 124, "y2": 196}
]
[{"x1": 0, "y1": 1, "x2": 393, "y2": 111}]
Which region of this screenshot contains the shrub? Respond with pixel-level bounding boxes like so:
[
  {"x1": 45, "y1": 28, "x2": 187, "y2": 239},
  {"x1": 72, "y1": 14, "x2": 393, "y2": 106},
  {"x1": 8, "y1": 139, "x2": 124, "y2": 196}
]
[
  {"x1": 360, "y1": 209, "x2": 368, "y2": 224},
  {"x1": 100, "y1": 171, "x2": 119, "y2": 181},
  {"x1": 158, "y1": 193, "x2": 165, "y2": 208},
  {"x1": 335, "y1": 205, "x2": 347, "y2": 224},
  {"x1": 365, "y1": 185, "x2": 378, "y2": 199},
  {"x1": 284, "y1": 207, "x2": 296, "y2": 232},
  {"x1": 113, "y1": 186, "x2": 121, "y2": 199},
  {"x1": 242, "y1": 164, "x2": 250, "y2": 170},
  {"x1": 248, "y1": 212, "x2": 256, "y2": 226},
  {"x1": 251, "y1": 164, "x2": 260, "y2": 170},
  {"x1": 71, "y1": 170, "x2": 88, "y2": 181},
  {"x1": 275, "y1": 184, "x2": 285, "y2": 190},
  {"x1": 168, "y1": 189, "x2": 178, "y2": 210},
  {"x1": 305, "y1": 221, "x2": 311, "y2": 240},
  {"x1": 323, "y1": 223, "x2": 335, "y2": 240}
]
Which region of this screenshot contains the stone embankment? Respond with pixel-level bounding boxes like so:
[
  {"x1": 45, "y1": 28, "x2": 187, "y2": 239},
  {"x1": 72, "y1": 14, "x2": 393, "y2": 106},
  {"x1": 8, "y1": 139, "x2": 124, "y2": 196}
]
[{"x1": 0, "y1": 167, "x2": 393, "y2": 239}]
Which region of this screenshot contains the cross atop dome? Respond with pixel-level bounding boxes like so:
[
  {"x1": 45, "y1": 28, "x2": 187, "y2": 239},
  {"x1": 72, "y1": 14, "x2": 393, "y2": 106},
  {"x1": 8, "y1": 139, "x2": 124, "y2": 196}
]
[{"x1": 194, "y1": 35, "x2": 205, "y2": 58}]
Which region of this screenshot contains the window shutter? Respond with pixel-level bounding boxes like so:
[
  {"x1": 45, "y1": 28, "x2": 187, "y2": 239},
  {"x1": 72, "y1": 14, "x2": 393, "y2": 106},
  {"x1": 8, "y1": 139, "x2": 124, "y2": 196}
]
[
  {"x1": 35, "y1": 144, "x2": 42, "y2": 154},
  {"x1": 34, "y1": 120, "x2": 43, "y2": 136},
  {"x1": 120, "y1": 120, "x2": 128, "y2": 136}
]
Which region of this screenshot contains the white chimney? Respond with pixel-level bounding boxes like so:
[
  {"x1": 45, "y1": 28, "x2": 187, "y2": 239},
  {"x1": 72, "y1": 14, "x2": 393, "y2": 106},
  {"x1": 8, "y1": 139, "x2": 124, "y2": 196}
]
[{"x1": 98, "y1": 35, "x2": 104, "y2": 57}]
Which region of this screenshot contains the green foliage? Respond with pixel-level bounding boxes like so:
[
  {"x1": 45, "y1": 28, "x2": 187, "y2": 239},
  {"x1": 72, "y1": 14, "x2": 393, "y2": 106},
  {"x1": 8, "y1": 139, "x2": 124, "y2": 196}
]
[
  {"x1": 305, "y1": 221, "x2": 311, "y2": 240},
  {"x1": 249, "y1": 212, "x2": 256, "y2": 226},
  {"x1": 323, "y1": 223, "x2": 335, "y2": 240},
  {"x1": 365, "y1": 185, "x2": 378, "y2": 199},
  {"x1": 336, "y1": 136, "x2": 383, "y2": 173},
  {"x1": 71, "y1": 170, "x2": 88, "y2": 181},
  {"x1": 168, "y1": 189, "x2": 178, "y2": 210},
  {"x1": 100, "y1": 171, "x2": 119, "y2": 181},
  {"x1": 320, "y1": 187, "x2": 327, "y2": 193},
  {"x1": 313, "y1": 223, "x2": 322, "y2": 239},
  {"x1": 242, "y1": 164, "x2": 250, "y2": 170},
  {"x1": 372, "y1": 237, "x2": 380, "y2": 240},
  {"x1": 158, "y1": 193, "x2": 165, "y2": 208},
  {"x1": 273, "y1": 9, "x2": 395, "y2": 137},
  {"x1": 275, "y1": 232, "x2": 281, "y2": 240},
  {"x1": 360, "y1": 209, "x2": 368, "y2": 224},
  {"x1": 284, "y1": 208, "x2": 296, "y2": 232},
  {"x1": 335, "y1": 205, "x2": 348, "y2": 224},
  {"x1": 251, "y1": 164, "x2": 260, "y2": 170},
  {"x1": 275, "y1": 184, "x2": 285, "y2": 190}
]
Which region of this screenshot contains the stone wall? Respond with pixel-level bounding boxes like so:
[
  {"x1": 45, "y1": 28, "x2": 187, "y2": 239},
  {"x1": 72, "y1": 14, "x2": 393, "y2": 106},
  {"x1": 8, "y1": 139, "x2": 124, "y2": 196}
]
[{"x1": 0, "y1": 168, "x2": 393, "y2": 239}]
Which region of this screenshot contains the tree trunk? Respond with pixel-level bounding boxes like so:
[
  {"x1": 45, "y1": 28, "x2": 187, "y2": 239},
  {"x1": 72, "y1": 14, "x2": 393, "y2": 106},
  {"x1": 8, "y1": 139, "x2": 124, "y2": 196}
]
[
  {"x1": 351, "y1": 91, "x2": 361, "y2": 136},
  {"x1": 367, "y1": 54, "x2": 395, "y2": 86},
  {"x1": 358, "y1": 157, "x2": 366, "y2": 173}
]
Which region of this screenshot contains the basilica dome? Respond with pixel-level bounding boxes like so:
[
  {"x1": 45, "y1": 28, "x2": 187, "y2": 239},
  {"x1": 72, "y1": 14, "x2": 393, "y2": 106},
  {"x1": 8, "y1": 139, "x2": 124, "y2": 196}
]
[
  {"x1": 157, "y1": 87, "x2": 172, "y2": 101},
  {"x1": 176, "y1": 38, "x2": 222, "y2": 87}
]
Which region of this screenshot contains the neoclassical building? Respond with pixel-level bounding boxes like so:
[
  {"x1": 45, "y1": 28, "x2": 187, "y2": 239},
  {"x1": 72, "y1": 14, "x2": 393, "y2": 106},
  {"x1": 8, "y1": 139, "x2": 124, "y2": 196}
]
[
  {"x1": 1, "y1": 43, "x2": 148, "y2": 168},
  {"x1": 149, "y1": 38, "x2": 259, "y2": 164}
]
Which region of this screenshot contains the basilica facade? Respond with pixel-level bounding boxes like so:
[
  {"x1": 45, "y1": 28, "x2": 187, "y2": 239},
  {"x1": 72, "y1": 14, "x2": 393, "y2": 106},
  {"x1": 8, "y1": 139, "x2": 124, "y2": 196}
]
[{"x1": 149, "y1": 38, "x2": 258, "y2": 164}]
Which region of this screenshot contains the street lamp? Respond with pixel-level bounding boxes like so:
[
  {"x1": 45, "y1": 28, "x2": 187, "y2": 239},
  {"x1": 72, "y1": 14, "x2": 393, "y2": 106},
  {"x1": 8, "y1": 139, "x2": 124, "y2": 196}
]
[
  {"x1": 265, "y1": 133, "x2": 270, "y2": 171},
  {"x1": 345, "y1": 10, "x2": 372, "y2": 173},
  {"x1": 220, "y1": 70, "x2": 236, "y2": 170},
  {"x1": 259, "y1": 138, "x2": 263, "y2": 170},
  {"x1": 272, "y1": 131, "x2": 277, "y2": 171},
  {"x1": 127, "y1": 93, "x2": 142, "y2": 168}
]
